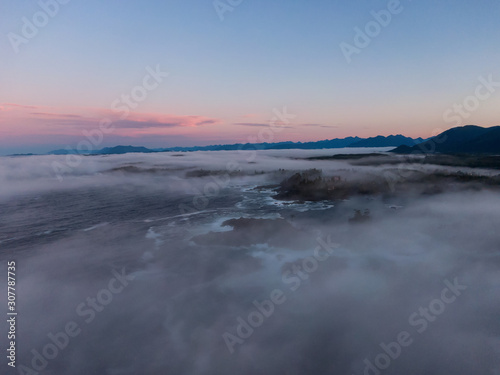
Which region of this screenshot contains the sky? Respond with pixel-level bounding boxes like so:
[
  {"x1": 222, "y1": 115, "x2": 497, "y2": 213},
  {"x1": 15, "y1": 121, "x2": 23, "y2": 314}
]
[{"x1": 1, "y1": 0, "x2": 500, "y2": 154}]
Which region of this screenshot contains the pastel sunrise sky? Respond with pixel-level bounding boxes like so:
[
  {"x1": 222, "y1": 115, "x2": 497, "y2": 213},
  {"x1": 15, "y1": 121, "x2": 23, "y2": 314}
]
[{"x1": 1, "y1": 0, "x2": 499, "y2": 154}]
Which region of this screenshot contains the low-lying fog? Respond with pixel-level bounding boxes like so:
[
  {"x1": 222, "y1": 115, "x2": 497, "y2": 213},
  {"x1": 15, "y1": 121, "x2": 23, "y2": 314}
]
[{"x1": 1, "y1": 148, "x2": 499, "y2": 375}]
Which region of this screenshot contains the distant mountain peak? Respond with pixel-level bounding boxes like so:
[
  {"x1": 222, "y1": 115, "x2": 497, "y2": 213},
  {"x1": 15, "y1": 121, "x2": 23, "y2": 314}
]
[
  {"x1": 45, "y1": 135, "x2": 425, "y2": 156},
  {"x1": 348, "y1": 134, "x2": 423, "y2": 148},
  {"x1": 97, "y1": 145, "x2": 155, "y2": 154},
  {"x1": 392, "y1": 125, "x2": 500, "y2": 154}
]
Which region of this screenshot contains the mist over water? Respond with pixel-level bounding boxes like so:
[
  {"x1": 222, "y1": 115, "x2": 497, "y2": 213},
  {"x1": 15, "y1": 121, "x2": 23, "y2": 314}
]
[{"x1": 1, "y1": 149, "x2": 499, "y2": 375}]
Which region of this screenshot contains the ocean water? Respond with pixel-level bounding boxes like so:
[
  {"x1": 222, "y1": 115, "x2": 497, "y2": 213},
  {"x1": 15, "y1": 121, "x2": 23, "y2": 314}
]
[{"x1": 1, "y1": 149, "x2": 499, "y2": 374}]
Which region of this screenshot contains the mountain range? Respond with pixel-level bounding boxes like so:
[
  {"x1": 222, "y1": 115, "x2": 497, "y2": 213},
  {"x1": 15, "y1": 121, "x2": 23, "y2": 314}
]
[
  {"x1": 11, "y1": 125, "x2": 500, "y2": 157},
  {"x1": 392, "y1": 125, "x2": 500, "y2": 154},
  {"x1": 46, "y1": 134, "x2": 422, "y2": 155},
  {"x1": 48, "y1": 146, "x2": 156, "y2": 155}
]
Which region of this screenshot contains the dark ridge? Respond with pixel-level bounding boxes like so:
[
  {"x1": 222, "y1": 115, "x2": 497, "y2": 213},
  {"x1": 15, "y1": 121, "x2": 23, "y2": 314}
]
[{"x1": 392, "y1": 125, "x2": 500, "y2": 154}]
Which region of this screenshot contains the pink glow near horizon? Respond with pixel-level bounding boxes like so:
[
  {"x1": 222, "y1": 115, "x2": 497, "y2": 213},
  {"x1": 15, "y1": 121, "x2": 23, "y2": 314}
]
[{"x1": 1, "y1": 102, "x2": 497, "y2": 150}]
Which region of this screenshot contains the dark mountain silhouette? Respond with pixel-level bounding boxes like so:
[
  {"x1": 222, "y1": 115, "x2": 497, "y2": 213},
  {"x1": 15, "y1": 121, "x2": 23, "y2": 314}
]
[
  {"x1": 161, "y1": 135, "x2": 425, "y2": 152},
  {"x1": 49, "y1": 128, "x2": 500, "y2": 157},
  {"x1": 47, "y1": 149, "x2": 77, "y2": 155},
  {"x1": 392, "y1": 125, "x2": 500, "y2": 154},
  {"x1": 160, "y1": 137, "x2": 362, "y2": 152},
  {"x1": 348, "y1": 135, "x2": 424, "y2": 148},
  {"x1": 47, "y1": 146, "x2": 155, "y2": 155},
  {"x1": 45, "y1": 135, "x2": 423, "y2": 156},
  {"x1": 94, "y1": 146, "x2": 155, "y2": 155}
]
